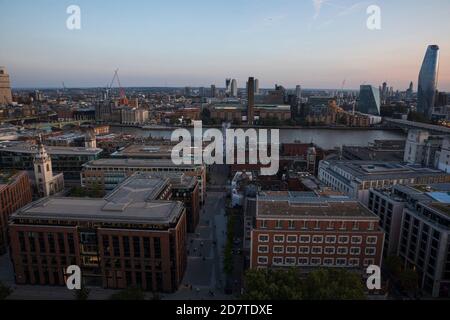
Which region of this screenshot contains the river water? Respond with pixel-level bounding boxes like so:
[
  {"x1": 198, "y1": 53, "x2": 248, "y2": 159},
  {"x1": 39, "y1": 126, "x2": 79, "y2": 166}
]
[{"x1": 111, "y1": 126, "x2": 406, "y2": 150}]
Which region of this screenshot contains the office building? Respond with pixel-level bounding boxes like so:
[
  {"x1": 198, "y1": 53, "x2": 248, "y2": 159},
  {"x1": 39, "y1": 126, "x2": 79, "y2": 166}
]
[
  {"x1": 318, "y1": 160, "x2": 450, "y2": 202},
  {"x1": 9, "y1": 175, "x2": 187, "y2": 292},
  {"x1": 357, "y1": 85, "x2": 381, "y2": 116},
  {"x1": 417, "y1": 45, "x2": 440, "y2": 118},
  {"x1": 0, "y1": 67, "x2": 13, "y2": 105},
  {"x1": 0, "y1": 171, "x2": 33, "y2": 254},
  {"x1": 247, "y1": 77, "x2": 255, "y2": 124},
  {"x1": 250, "y1": 191, "x2": 384, "y2": 271},
  {"x1": 231, "y1": 79, "x2": 238, "y2": 97}
]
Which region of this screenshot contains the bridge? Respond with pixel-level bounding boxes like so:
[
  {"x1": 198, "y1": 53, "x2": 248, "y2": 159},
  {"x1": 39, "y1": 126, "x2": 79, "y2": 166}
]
[{"x1": 384, "y1": 118, "x2": 450, "y2": 135}]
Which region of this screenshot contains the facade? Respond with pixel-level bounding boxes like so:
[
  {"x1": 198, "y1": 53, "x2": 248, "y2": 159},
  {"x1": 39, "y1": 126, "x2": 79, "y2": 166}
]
[
  {"x1": 250, "y1": 191, "x2": 384, "y2": 271},
  {"x1": 318, "y1": 160, "x2": 450, "y2": 203},
  {"x1": 9, "y1": 179, "x2": 187, "y2": 292},
  {"x1": 342, "y1": 140, "x2": 405, "y2": 162},
  {"x1": 230, "y1": 79, "x2": 238, "y2": 97},
  {"x1": 0, "y1": 141, "x2": 102, "y2": 183},
  {"x1": 437, "y1": 136, "x2": 450, "y2": 173},
  {"x1": 417, "y1": 45, "x2": 440, "y2": 118},
  {"x1": 399, "y1": 201, "x2": 450, "y2": 297},
  {"x1": 0, "y1": 67, "x2": 13, "y2": 105},
  {"x1": 0, "y1": 171, "x2": 33, "y2": 254},
  {"x1": 81, "y1": 158, "x2": 206, "y2": 204},
  {"x1": 357, "y1": 85, "x2": 381, "y2": 116},
  {"x1": 121, "y1": 107, "x2": 149, "y2": 125}
]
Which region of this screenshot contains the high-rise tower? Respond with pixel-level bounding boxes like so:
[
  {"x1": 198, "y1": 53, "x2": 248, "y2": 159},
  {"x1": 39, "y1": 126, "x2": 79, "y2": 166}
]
[
  {"x1": 0, "y1": 67, "x2": 12, "y2": 105},
  {"x1": 231, "y1": 79, "x2": 238, "y2": 97},
  {"x1": 247, "y1": 77, "x2": 255, "y2": 124},
  {"x1": 417, "y1": 45, "x2": 440, "y2": 118}
]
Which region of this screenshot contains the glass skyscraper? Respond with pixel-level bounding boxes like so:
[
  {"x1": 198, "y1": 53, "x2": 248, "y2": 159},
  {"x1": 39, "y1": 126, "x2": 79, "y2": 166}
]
[
  {"x1": 357, "y1": 85, "x2": 381, "y2": 116},
  {"x1": 417, "y1": 45, "x2": 440, "y2": 118}
]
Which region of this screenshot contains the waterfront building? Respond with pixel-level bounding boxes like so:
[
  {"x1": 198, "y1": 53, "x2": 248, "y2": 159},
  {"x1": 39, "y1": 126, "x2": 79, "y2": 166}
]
[
  {"x1": 357, "y1": 85, "x2": 381, "y2": 116},
  {"x1": 0, "y1": 67, "x2": 13, "y2": 105},
  {"x1": 417, "y1": 45, "x2": 440, "y2": 118}
]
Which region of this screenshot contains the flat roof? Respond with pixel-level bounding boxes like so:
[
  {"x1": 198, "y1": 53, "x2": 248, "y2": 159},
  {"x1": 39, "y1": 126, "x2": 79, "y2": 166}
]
[
  {"x1": 0, "y1": 141, "x2": 102, "y2": 156},
  {"x1": 83, "y1": 158, "x2": 203, "y2": 169},
  {"x1": 111, "y1": 144, "x2": 174, "y2": 158},
  {"x1": 13, "y1": 197, "x2": 184, "y2": 225}
]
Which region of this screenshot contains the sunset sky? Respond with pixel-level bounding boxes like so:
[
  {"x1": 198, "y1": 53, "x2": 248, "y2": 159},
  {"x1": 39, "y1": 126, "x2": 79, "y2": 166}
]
[{"x1": 1, "y1": 0, "x2": 449, "y2": 90}]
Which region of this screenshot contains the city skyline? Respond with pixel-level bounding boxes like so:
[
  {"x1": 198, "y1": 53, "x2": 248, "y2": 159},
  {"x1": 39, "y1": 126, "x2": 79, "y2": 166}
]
[{"x1": 1, "y1": 0, "x2": 450, "y2": 90}]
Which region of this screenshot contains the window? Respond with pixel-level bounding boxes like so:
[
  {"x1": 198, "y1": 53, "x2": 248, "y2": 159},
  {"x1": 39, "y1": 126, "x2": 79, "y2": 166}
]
[
  {"x1": 312, "y1": 235, "x2": 323, "y2": 244},
  {"x1": 286, "y1": 235, "x2": 297, "y2": 243},
  {"x1": 298, "y1": 257, "x2": 309, "y2": 266},
  {"x1": 285, "y1": 257, "x2": 296, "y2": 265},
  {"x1": 273, "y1": 235, "x2": 285, "y2": 243},
  {"x1": 299, "y1": 235, "x2": 310, "y2": 243},
  {"x1": 325, "y1": 236, "x2": 336, "y2": 244},
  {"x1": 276, "y1": 220, "x2": 282, "y2": 229},
  {"x1": 273, "y1": 257, "x2": 284, "y2": 265},
  {"x1": 273, "y1": 246, "x2": 284, "y2": 254},
  {"x1": 288, "y1": 220, "x2": 295, "y2": 229},
  {"x1": 286, "y1": 246, "x2": 297, "y2": 254},
  {"x1": 363, "y1": 258, "x2": 375, "y2": 266},
  {"x1": 323, "y1": 258, "x2": 334, "y2": 266},
  {"x1": 312, "y1": 246, "x2": 322, "y2": 254},
  {"x1": 258, "y1": 235, "x2": 269, "y2": 243},
  {"x1": 258, "y1": 245, "x2": 268, "y2": 253},
  {"x1": 365, "y1": 247, "x2": 376, "y2": 256},
  {"x1": 351, "y1": 236, "x2": 362, "y2": 244},
  {"x1": 310, "y1": 258, "x2": 321, "y2": 266},
  {"x1": 324, "y1": 247, "x2": 335, "y2": 254},
  {"x1": 338, "y1": 236, "x2": 349, "y2": 244},
  {"x1": 299, "y1": 246, "x2": 310, "y2": 254},
  {"x1": 257, "y1": 256, "x2": 268, "y2": 265},
  {"x1": 350, "y1": 247, "x2": 361, "y2": 255},
  {"x1": 366, "y1": 236, "x2": 377, "y2": 244},
  {"x1": 348, "y1": 258, "x2": 360, "y2": 267},
  {"x1": 336, "y1": 258, "x2": 347, "y2": 266},
  {"x1": 260, "y1": 220, "x2": 267, "y2": 228},
  {"x1": 337, "y1": 247, "x2": 348, "y2": 255}
]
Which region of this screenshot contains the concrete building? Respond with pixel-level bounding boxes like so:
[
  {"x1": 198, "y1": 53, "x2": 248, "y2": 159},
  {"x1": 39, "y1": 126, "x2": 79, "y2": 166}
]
[
  {"x1": 318, "y1": 160, "x2": 450, "y2": 203},
  {"x1": 437, "y1": 136, "x2": 450, "y2": 173},
  {"x1": 121, "y1": 108, "x2": 149, "y2": 125},
  {"x1": 250, "y1": 191, "x2": 384, "y2": 271},
  {"x1": 9, "y1": 176, "x2": 187, "y2": 292},
  {"x1": 0, "y1": 171, "x2": 33, "y2": 254},
  {"x1": 0, "y1": 67, "x2": 13, "y2": 105},
  {"x1": 404, "y1": 130, "x2": 443, "y2": 167},
  {"x1": 81, "y1": 158, "x2": 206, "y2": 204},
  {"x1": 342, "y1": 140, "x2": 405, "y2": 162}
]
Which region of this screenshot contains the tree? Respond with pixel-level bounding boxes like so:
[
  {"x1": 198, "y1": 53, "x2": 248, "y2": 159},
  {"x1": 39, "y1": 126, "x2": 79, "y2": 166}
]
[
  {"x1": 242, "y1": 268, "x2": 303, "y2": 300},
  {"x1": 0, "y1": 282, "x2": 12, "y2": 300},
  {"x1": 385, "y1": 255, "x2": 402, "y2": 277},
  {"x1": 74, "y1": 286, "x2": 90, "y2": 300},
  {"x1": 302, "y1": 268, "x2": 366, "y2": 300},
  {"x1": 109, "y1": 287, "x2": 146, "y2": 300},
  {"x1": 398, "y1": 269, "x2": 418, "y2": 294}
]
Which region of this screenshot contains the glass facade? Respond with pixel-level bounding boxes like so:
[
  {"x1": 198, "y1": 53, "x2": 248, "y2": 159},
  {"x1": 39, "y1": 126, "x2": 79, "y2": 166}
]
[
  {"x1": 417, "y1": 45, "x2": 440, "y2": 118},
  {"x1": 357, "y1": 85, "x2": 381, "y2": 116}
]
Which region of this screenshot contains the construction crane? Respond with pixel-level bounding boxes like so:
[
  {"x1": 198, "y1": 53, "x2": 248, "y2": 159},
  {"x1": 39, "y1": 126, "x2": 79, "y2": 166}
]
[{"x1": 108, "y1": 69, "x2": 128, "y2": 105}]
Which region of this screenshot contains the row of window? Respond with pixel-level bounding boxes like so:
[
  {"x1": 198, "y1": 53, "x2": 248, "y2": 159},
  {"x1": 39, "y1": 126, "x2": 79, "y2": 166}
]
[
  {"x1": 259, "y1": 219, "x2": 375, "y2": 231},
  {"x1": 257, "y1": 256, "x2": 376, "y2": 267},
  {"x1": 257, "y1": 234, "x2": 378, "y2": 245},
  {"x1": 257, "y1": 245, "x2": 376, "y2": 256}
]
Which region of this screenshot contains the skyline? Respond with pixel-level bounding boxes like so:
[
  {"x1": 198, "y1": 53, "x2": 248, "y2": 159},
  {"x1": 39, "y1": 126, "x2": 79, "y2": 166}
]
[{"x1": 1, "y1": 0, "x2": 450, "y2": 90}]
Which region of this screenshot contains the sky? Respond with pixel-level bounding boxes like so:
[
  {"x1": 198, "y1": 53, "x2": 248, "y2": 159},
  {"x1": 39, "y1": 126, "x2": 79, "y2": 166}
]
[{"x1": 0, "y1": 0, "x2": 449, "y2": 90}]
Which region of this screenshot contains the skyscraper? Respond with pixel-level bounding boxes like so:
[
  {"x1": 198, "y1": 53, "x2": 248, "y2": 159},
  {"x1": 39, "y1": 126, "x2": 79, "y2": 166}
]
[
  {"x1": 357, "y1": 85, "x2": 381, "y2": 116},
  {"x1": 295, "y1": 85, "x2": 302, "y2": 100},
  {"x1": 417, "y1": 45, "x2": 440, "y2": 118},
  {"x1": 211, "y1": 84, "x2": 216, "y2": 98},
  {"x1": 247, "y1": 77, "x2": 255, "y2": 124},
  {"x1": 0, "y1": 67, "x2": 12, "y2": 105},
  {"x1": 231, "y1": 79, "x2": 238, "y2": 97},
  {"x1": 225, "y1": 78, "x2": 231, "y2": 95},
  {"x1": 254, "y1": 78, "x2": 259, "y2": 94}
]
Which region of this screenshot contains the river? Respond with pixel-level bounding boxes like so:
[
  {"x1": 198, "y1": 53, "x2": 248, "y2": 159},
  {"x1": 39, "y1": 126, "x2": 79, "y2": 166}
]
[{"x1": 110, "y1": 126, "x2": 406, "y2": 150}]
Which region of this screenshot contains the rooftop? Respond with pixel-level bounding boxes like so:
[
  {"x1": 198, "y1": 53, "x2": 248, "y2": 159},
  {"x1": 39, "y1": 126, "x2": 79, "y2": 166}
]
[
  {"x1": 0, "y1": 141, "x2": 102, "y2": 156},
  {"x1": 83, "y1": 158, "x2": 203, "y2": 169}
]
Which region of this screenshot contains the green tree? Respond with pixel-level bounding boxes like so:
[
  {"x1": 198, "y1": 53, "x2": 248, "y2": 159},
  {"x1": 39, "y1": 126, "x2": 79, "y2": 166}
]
[
  {"x1": 242, "y1": 268, "x2": 303, "y2": 300},
  {"x1": 399, "y1": 269, "x2": 418, "y2": 293},
  {"x1": 109, "y1": 287, "x2": 146, "y2": 300},
  {"x1": 302, "y1": 268, "x2": 366, "y2": 300},
  {"x1": 0, "y1": 282, "x2": 12, "y2": 300}
]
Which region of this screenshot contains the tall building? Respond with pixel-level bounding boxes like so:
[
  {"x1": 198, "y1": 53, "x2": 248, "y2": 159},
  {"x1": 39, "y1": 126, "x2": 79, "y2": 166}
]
[
  {"x1": 247, "y1": 77, "x2": 255, "y2": 124},
  {"x1": 210, "y1": 84, "x2": 216, "y2": 98},
  {"x1": 250, "y1": 191, "x2": 384, "y2": 271},
  {"x1": 225, "y1": 78, "x2": 231, "y2": 94},
  {"x1": 417, "y1": 45, "x2": 440, "y2": 118},
  {"x1": 295, "y1": 85, "x2": 302, "y2": 100},
  {"x1": 254, "y1": 79, "x2": 260, "y2": 94},
  {"x1": 231, "y1": 79, "x2": 238, "y2": 97},
  {"x1": 0, "y1": 66, "x2": 13, "y2": 105},
  {"x1": 0, "y1": 171, "x2": 32, "y2": 254},
  {"x1": 357, "y1": 85, "x2": 381, "y2": 116}
]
